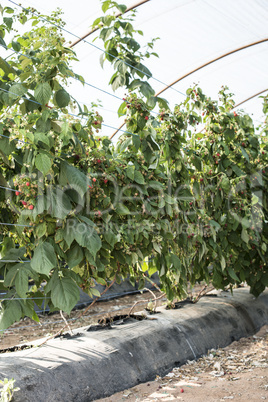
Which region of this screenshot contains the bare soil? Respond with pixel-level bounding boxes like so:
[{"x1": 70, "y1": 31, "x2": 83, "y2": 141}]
[{"x1": 97, "y1": 325, "x2": 268, "y2": 402}]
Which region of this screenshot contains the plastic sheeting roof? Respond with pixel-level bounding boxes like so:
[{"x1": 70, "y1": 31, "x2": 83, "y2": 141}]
[{"x1": 2, "y1": 0, "x2": 268, "y2": 137}]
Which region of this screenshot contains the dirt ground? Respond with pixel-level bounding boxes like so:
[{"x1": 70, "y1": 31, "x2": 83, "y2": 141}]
[
  {"x1": 0, "y1": 283, "x2": 209, "y2": 351},
  {"x1": 1, "y1": 286, "x2": 267, "y2": 401},
  {"x1": 97, "y1": 325, "x2": 268, "y2": 402},
  {"x1": 0, "y1": 289, "x2": 166, "y2": 351}
]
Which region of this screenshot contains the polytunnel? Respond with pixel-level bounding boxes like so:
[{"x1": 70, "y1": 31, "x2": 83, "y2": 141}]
[
  {"x1": 1, "y1": 1, "x2": 268, "y2": 401},
  {"x1": 2, "y1": 0, "x2": 267, "y2": 137}
]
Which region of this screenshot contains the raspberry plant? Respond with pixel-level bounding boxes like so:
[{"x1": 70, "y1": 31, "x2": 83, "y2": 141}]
[{"x1": 0, "y1": 1, "x2": 267, "y2": 330}]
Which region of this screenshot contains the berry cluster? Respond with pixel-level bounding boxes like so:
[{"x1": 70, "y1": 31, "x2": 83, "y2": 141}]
[{"x1": 14, "y1": 177, "x2": 37, "y2": 210}]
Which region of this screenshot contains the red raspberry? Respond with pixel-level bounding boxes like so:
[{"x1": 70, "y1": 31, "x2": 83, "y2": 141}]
[
  {"x1": 92, "y1": 178, "x2": 97, "y2": 182},
  {"x1": 26, "y1": 182, "x2": 30, "y2": 187},
  {"x1": 97, "y1": 159, "x2": 101, "y2": 163},
  {"x1": 104, "y1": 179, "x2": 108, "y2": 184},
  {"x1": 28, "y1": 205, "x2": 34, "y2": 210},
  {"x1": 15, "y1": 191, "x2": 20, "y2": 196},
  {"x1": 145, "y1": 116, "x2": 149, "y2": 120}
]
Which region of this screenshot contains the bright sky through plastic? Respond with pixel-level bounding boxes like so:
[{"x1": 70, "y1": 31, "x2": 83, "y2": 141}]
[{"x1": 1, "y1": 0, "x2": 268, "y2": 138}]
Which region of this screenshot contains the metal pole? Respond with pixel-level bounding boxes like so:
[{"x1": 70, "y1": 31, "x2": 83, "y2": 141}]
[
  {"x1": 233, "y1": 89, "x2": 268, "y2": 108},
  {"x1": 69, "y1": 0, "x2": 151, "y2": 48},
  {"x1": 110, "y1": 39, "x2": 268, "y2": 139}
]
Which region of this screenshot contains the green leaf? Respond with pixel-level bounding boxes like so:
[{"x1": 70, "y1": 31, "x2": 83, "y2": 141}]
[
  {"x1": 118, "y1": 101, "x2": 127, "y2": 117},
  {"x1": 34, "y1": 222, "x2": 46, "y2": 238},
  {"x1": 12, "y1": 40, "x2": 21, "y2": 52},
  {"x1": 252, "y1": 194, "x2": 259, "y2": 205},
  {"x1": 261, "y1": 243, "x2": 267, "y2": 253},
  {"x1": 3, "y1": 17, "x2": 13, "y2": 29},
  {"x1": 153, "y1": 242, "x2": 161, "y2": 254},
  {"x1": 220, "y1": 255, "x2": 226, "y2": 271},
  {"x1": 147, "y1": 96, "x2": 157, "y2": 109},
  {"x1": 117, "y1": 4, "x2": 127, "y2": 13},
  {"x1": 193, "y1": 155, "x2": 202, "y2": 170},
  {"x1": 224, "y1": 128, "x2": 235, "y2": 142},
  {"x1": 35, "y1": 153, "x2": 52, "y2": 175},
  {"x1": 215, "y1": 191, "x2": 222, "y2": 208},
  {"x1": 9, "y1": 83, "x2": 27, "y2": 100},
  {"x1": 209, "y1": 220, "x2": 221, "y2": 230},
  {"x1": 59, "y1": 162, "x2": 88, "y2": 196},
  {"x1": 134, "y1": 170, "x2": 145, "y2": 185},
  {"x1": 0, "y1": 56, "x2": 15, "y2": 75},
  {"x1": 164, "y1": 194, "x2": 175, "y2": 204},
  {"x1": 73, "y1": 221, "x2": 102, "y2": 258},
  {"x1": 228, "y1": 267, "x2": 240, "y2": 282},
  {"x1": 15, "y1": 267, "x2": 29, "y2": 298},
  {"x1": 90, "y1": 287, "x2": 101, "y2": 297},
  {"x1": 34, "y1": 82, "x2": 52, "y2": 105},
  {"x1": 170, "y1": 254, "x2": 181, "y2": 270},
  {"x1": 0, "y1": 32, "x2": 6, "y2": 47},
  {"x1": 62, "y1": 220, "x2": 76, "y2": 247},
  {"x1": 240, "y1": 146, "x2": 250, "y2": 162},
  {"x1": 0, "y1": 300, "x2": 22, "y2": 330},
  {"x1": 3, "y1": 265, "x2": 19, "y2": 287},
  {"x1": 241, "y1": 217, "x2": 250, "y2": 229},
  {"x1": 66, "y1": 244, "x2": 84, "y2": 268},
  {"x1": 156, "y1": 96, "x2": 169, "y2": 110},
  {"x1": 102, "y1": 1, "x2": 110, "y2": 12},
  {"x1": 140, "y1": 81, "x2": 155, "y2": 99},
  {"x1": 45, "y1": 187, "x2": 72, "y2": 220},
  {"x1": 115, "y1": 203, "x2": 130, "y2": 215},
  {"x1": 241, "y1": 228, "x2": 249, "y2": 244},
  {"x1": 34, "y1": 132, "x2": 50, "y2": 147},
  {"x1": 136, "y1": 63, "x2": 152, "y2": 79},
  {"x1": 148, "y1": 180, "x2": 164, "y2": 190},
  {"x1": 126, "y1": 165, "x2": 135, "y2": 180},
  {"x1": 104, "y1": 231, "x2": 120, "y2": 247},
  {"x1": 19, "y1": 299, "x2": 39, "y2": 322},
  {"x1": 0, "y1": 247, "x2": 26, "y2": 268},
  {"x1": 21, "y1": 57, "x2": 32, "y2": 70},
  {"x1": 221, "y1": 177, "x2": 230, "y2": 192},
  {"x1": 232, "y1": 164, "x2": 244, "y2": 177},
  {"x1": 31, "y1": 242, "x2": 57, "y2": 275},
  {"x1": 55, "y1": 89, "x2": 70, "y2": 108},
  {"x1": 132, "y1": 135, "x2": 141, "y2": 150},
  {"x1": 51, "y1": 276, "x2": 80, "y2": 314}
]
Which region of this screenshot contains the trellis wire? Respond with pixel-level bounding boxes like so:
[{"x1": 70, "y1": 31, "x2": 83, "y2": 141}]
[
  {"x1": 0, "y1": 87, "x2": 150, "y2": 138},
  {"x1": 0, "y1": 260, "x2": 31, "y2": 262},
  {"x1": 8, "y1": 0, "x2": 186, "y2": 98},
  {"x1": 0, "y1": 296, "x2": 49, "y2": 300},
  {"x1": 0, "y1": 44, "x2": 160, "y2": 118},
  {"x1": 0, "y1": 222, "x2": 31, "y2": 227},
  {"x1": 0, "y1": 131, "x2": 30, "y2": 145},
  {"x1": 0, "y1": 185, "x2": 21, "y2": 193}
]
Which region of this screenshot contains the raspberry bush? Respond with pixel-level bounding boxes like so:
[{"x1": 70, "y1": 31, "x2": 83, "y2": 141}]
[{"x1": 0, "y1": 2, "x2": 267, "y2": 329}]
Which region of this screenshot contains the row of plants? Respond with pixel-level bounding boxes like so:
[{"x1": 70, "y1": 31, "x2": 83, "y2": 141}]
[{"x1": 0, "y1": 1, "x2": 267, "y2": 330}]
